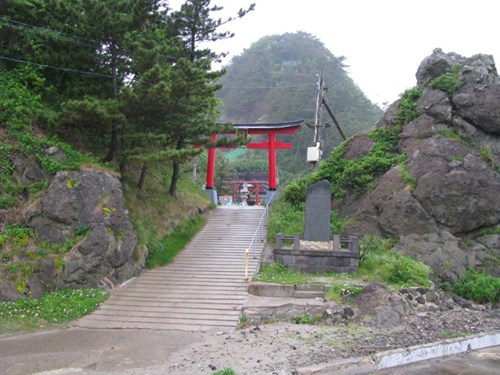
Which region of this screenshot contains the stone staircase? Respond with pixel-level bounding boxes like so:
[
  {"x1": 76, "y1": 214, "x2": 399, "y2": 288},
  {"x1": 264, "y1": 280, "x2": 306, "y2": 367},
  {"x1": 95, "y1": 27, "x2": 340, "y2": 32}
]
[{"x1": 74, "y1": 206, "x2": 266, "y2": 331}]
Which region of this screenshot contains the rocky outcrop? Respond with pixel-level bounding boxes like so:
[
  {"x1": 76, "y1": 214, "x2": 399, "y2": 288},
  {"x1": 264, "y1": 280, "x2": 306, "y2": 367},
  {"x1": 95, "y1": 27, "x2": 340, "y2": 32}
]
[
  {"x1": 341, "y1": 49, "x2": 500, "y2": 282},
  {"x1": 24, "y1": 168, "x2": 144, "y2": 293}
]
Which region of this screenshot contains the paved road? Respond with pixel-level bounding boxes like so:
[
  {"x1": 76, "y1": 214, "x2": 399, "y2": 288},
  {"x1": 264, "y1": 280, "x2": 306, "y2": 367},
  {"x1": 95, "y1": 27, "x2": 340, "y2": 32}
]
[{"x1": 376, "y1": 346, "x2": 500, "y2": 375}]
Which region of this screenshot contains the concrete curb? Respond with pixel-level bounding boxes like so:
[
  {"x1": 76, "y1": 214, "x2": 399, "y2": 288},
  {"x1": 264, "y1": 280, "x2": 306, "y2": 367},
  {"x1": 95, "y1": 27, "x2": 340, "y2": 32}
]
[{"x1": 296, "y1": 331, "x2": 500, "y2": 374}]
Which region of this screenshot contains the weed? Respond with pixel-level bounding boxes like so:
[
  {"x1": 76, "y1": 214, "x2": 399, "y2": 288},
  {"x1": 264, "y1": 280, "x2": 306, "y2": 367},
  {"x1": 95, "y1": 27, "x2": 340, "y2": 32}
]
[
  {"x1": 396, "y1": 87, "x2": 422, "y2": 125},
  {"x1": 438, "y1": 128, "x2": 462, "y2": 142},
  {"x1": 478, "y1": 147, "x2": 493, "y2": 165},
  {"x1": 238, "y1": 314, "x2": 250, "y2": 328},
  {"x1": 294, "y1": 315, "x2": 315, "y2": 324},
  {"x1": 453, "y1": 269, "x2": 499, "y2": 305},
  {"x1": 429, "y1": 73, "x2": 462, "y2": 95},
  {"x1": 326, "y1": 282, "x2": 363, "y2": 303},
  {"x1": 0, "y1": 288, "x2": 108, "y2": 334},
  {"x1": 212, "y1": 368, "x2": 237, "y2": 375},
  {"x1": 398, "y1": 162, "x2": 416, "y2": 190},
  {"x1": 267, "y1": 199, "x2": 304, "y2": 242},
  {"x1": 437, "y1": 331, "x2": 471, "y2": 339},
  {"x1": 145, "y1": 215, "x2": 206, "y2": 268},
  {"x1": 359, "y1": 235, "x2": 431, "y2": 288},
  {"x1": 481, "y1": 227, "x2": 500, "y2": 235},
  {"x1": 74, "y1": 224, "x2": 89, "y2": 236},
  {"x1": 253, "y1": 262, "x2": 308, "y2": 285},
  {"x1": 66, "y1": 178, "x2": 79, "y2": 189}
]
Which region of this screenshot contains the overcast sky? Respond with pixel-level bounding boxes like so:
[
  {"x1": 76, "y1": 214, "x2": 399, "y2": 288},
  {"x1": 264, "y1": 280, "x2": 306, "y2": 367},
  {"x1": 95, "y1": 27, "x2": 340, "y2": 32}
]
[{"x1": 170, "y1": 0, "x2": 500, "y2": 108}]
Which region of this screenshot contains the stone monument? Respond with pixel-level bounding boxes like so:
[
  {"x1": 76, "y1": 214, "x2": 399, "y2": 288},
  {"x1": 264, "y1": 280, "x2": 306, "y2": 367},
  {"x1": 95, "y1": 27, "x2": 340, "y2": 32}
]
[
  {"x1": 273, "y1": 179, "x2": 359, "y2": 274},
  {"x1": 303, "y1": 180, "x2": 331, "y2": 242}
]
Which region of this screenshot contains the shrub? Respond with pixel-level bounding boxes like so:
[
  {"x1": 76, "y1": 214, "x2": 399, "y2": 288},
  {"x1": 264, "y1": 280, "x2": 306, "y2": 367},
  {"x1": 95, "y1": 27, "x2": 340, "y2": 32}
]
[
  {"x1": 396, "y1": 87, "x2": 422, "y2": 125},
  {"x1": 267, "y1": 199, "x2": 304, "y2": 242},
  {"x1": 358, "y1": 235, "x2": 431, "y2": 288},
  {"x1": 453, "y1": 269, "x2": 499, "y2": 305},
  {"x1": 430, "y1": 72, "x2": 462, "y2": 95},
  {"x1": 385, "y1": 254, "x2": 430, "y2": 287}
]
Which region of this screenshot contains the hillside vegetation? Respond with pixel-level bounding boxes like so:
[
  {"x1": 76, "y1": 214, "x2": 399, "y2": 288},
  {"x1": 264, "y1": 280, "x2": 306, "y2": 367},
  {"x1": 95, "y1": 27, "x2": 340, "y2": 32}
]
[
  {"x1": 0, "y1": 0, "x2": 251, "y2": 300},
  {"x1": 268, "y1": 49, "x2": 500, "y2": 304},
  {"x1": 217, "y1": 32, "x2": 383, "y2": 184}
]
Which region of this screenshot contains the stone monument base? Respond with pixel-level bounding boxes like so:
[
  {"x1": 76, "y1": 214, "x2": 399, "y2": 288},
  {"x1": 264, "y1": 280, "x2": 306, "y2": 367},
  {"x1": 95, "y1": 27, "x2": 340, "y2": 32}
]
[
  {"x1": 273, "y1": 233, "x2": 359, "y2": 274},
  {"x1": 274, "y1": 248, "x2": 359, "y2": 274}
]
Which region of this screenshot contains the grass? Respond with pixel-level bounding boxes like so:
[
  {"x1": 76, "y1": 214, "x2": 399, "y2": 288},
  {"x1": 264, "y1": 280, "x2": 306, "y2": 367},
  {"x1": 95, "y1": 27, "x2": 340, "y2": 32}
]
[
  {"x1": 326, "y1": 282, "x2": 364, "y2": 303},
  {"x1": 255, "y1": 234, "x2": 432, "y2": 294},
  {"x1": 253, "y1": 262, "x2": 309, "y2": 284},
  {"x1": 213, "y1": 369, "x2": 237, "y2": 375},
  {"x1": 0, "y1": 288, "x2": 108, "y2": 334},
  {"x1": 359, "y1": 236, "x2": 431, "y2": 288},
  {"x1": 145, "y1": 215, "x2": 207, "y2": 268},
  {"x1": 122, "y1": 160, "x2": 212, "y2": 268}
]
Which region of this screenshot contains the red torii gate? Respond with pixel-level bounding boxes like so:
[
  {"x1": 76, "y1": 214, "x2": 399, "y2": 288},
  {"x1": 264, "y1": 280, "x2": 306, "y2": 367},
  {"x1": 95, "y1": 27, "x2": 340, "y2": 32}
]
[{"x1": 205, "y1": 119, "x2": 303, "y2": 193}]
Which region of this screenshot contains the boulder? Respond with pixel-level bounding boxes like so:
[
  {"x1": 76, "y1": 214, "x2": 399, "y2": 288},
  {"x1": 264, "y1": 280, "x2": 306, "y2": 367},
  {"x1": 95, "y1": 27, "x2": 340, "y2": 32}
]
[
  {"x1": 337, "y1": 50, "x2": 500, "y2": 281},
  {"x1": 26, "y1": 168, "x2": 142, "y2": 292},
  {"x1": 354, "y1": 283, "x2": 413, "y2": 328}
]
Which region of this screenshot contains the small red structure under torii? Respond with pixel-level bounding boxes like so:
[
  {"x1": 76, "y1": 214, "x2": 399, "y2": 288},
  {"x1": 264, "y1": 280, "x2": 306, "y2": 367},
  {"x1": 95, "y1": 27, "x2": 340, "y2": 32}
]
[{"x1": 205, "y1": 119, "x2": 303, "y2": 191}]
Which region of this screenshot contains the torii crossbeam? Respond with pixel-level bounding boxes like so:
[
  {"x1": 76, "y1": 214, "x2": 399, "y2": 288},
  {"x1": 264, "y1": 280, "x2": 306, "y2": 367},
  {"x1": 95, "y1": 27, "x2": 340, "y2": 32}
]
[{"x1": 205, "y1": 119, "x2": 303, "y2": 193}]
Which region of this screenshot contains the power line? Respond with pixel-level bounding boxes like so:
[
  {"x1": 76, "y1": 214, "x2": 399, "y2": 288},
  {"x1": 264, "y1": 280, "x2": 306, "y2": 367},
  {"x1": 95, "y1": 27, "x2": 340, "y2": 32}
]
[
  {"x1": 0, "y1": 20, "x2": 98, "y2": 49},
  {"x1": 222, "y1": 83, "x2": 316, "y2": 90},
  {"x1": 0, "y1": 15, "x2": 100, "y2": 46},
  {"x1": 0, "y1": 55, "x2": 112, "y2": 78}
]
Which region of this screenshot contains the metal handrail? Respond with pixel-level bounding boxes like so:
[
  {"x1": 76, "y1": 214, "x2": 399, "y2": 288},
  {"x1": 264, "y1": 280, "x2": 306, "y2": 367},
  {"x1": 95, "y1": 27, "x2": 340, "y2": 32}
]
[{"x1": 248, "y1": 191, "x2": 275, "y2": 259}]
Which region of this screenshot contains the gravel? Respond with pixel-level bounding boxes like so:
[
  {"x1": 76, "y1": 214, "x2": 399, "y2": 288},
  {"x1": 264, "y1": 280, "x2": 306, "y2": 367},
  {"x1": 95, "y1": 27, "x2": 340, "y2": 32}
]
[{"x1": 137, "y1": 302, "x2": 499, "y2": 375}]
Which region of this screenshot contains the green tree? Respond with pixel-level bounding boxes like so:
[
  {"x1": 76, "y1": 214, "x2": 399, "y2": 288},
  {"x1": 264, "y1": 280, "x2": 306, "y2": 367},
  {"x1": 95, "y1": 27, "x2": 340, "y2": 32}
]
[
  {"x1": 217, "y1": 32, "x2": 383, "y2": 181},
  {"x1": 163, "y1": 0, "x2": 254, "y2": 196}
]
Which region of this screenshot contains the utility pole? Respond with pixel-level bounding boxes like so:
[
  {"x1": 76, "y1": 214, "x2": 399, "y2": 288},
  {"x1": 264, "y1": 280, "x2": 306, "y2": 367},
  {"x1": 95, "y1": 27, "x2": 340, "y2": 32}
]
[
  {"x1": 314, "y1": 70, "x2": 325, "y2": 146},
  {"x1": 307, "y1": 71, "x2": 327, "y2": 169},
  {"x1": 307, "y1": 71, "x2": 346, "y2": 168}
]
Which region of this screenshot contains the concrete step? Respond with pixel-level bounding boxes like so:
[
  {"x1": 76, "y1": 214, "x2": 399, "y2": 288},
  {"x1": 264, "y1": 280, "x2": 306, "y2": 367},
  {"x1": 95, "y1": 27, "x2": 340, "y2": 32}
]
[
  {"x1": 293, "y1": 290, "x2": 326, "y2": 299},
  {"x1": 74, "y1": 207, "x2": 267, "y2": 331}
]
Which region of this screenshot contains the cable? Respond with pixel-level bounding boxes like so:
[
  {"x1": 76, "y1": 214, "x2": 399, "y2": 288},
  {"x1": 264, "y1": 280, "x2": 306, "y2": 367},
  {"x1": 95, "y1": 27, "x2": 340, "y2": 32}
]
[
  {"x1": 0, "y1": 55, "x2": 112, "y2": 78},
  {"x1": 222, "y1": 83, "x2": 316, "y2": 90},
  {"x1": 0, "y1": 21, "x2": 98, "y2": 49},
  {"x1": 0, "y1": 15, "x2": 100, "y2": 46}
]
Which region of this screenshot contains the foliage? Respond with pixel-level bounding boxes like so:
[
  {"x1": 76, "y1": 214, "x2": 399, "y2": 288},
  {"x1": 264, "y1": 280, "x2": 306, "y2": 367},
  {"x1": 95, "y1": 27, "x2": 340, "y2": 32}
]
[
  {"x1": 0, "y1": 288, "x2": 108, "y2": 334},
  {"x1": 359, "y1": 235, "x2": 431, "y2": 288},
  {"x1": 438, "y1": 128, "x2": 462, "y2": 141},
  {"x1": 281, "y1": 125, "x2": 403, "y2": 207},
  {"x1": 218, "y1": 31, "x2": 383, "y2": 182},
  {"x1": 253, "y1": 262, "x2": 309, "y2": 285},
  {"x1": 294, "y1": 315, "x2": 315, "y2": 324},
  {"x1": 145, "y1": 215, "x2": 207, "y2": 268},
  {"x1": 453, "y1": 269, "x2": 499, "y2": 305},
  {"x1": 330, "y1": 210, "x2": 348, "y2": 235},
  {"x1": 478, "y1": 147, "x2": 493, "y2": 166},
  {"x1": 358, "y1": 234, "x2": 396, "y2": 261},
  {"x1": 396, "y1": 87, "x2": 422, "y2": 125},
  {"x1": 266, "y1": 199, "x2": 304, "y2": 242},
  {"x1": 398, "y1": 161, "x2": 416, "y2": 190},
  {"x1": 430, "y1": 71, "x2": 462, "y2": 95},
  {"x1": 212, "y1": 369, "x2": 237, "y2": 375},
  {"x1": 326, "y1": 282, "x2": 363, "y2": 303},
  {"x1": 481, "y1": 227, "x2": 500, "y2": 235}
]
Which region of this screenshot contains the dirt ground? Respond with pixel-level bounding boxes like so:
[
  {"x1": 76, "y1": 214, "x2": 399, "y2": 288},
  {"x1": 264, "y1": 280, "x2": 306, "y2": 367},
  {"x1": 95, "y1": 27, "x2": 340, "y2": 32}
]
[{"x1": 122, "y1": 306, "x2": 499, "y2": 375}]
